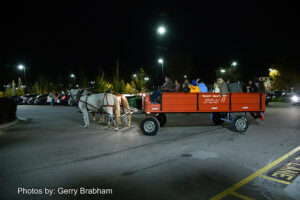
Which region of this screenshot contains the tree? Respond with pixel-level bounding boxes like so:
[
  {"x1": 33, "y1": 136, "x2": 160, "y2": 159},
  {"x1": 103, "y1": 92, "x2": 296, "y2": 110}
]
[
  {"x1": 124, "y1": 83, "x2": 137, "y2": 94},
  {"x1": 131, "y1": 68, "x2": 146, "y2": 92},
  {"x1": 95, "y1": 72, "x2": 111, "y2": 92},
  {"x1": 112, "y1": 60, "x2": 126, "y2": 93},
  {"x1": 4, "y1": 84, "x2": 14, "y2": 97},
  {"x1": 30, "y1": 82, "x2": 41, "y2": 94},
  {"x1": 11, "y1": 80, "x2": 16, "y2": 96},
  {"x1": 16, "y1": 77, "x2": 25, "y2": 96},
  {"x1": 269, "y1": 65, "x2": 300, "y2": 90},
  {"x1": 42, "y1": 81, "x2": 49, "y2": 94}
]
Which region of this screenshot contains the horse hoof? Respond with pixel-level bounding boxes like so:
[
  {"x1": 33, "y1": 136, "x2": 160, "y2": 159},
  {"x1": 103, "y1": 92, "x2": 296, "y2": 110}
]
[
  {"x1": 84, "y1": 126, "x2": 88, "y2": 128},
  {"x1": 114, "y1": 128, "x2": 119, "y2": 131}
]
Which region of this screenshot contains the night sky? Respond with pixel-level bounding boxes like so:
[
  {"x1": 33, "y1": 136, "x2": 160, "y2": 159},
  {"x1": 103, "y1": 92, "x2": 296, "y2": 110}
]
[{"x1": 1, "y1": 1, "x2": 299, "y2": 85}]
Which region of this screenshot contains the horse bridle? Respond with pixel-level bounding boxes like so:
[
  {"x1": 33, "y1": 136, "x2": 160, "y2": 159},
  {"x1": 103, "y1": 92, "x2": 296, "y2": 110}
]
[{"x1": 70, "y1": 89, "x2": 83, "y2": 104}]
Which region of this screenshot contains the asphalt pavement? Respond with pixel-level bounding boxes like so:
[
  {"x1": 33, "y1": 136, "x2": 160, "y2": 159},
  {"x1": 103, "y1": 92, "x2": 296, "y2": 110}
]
[{"x1": 0, "y1": 105, "x2": 299, "y2": 200}]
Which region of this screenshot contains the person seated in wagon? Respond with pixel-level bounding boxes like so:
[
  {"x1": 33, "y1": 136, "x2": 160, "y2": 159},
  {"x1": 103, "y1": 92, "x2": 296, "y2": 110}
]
[
  {"x1": 189, "y1": 80, "x2": 200, "y2": 93},
  {"x1": 150, "y1": 75, "x2": 175, "y2": 102}
]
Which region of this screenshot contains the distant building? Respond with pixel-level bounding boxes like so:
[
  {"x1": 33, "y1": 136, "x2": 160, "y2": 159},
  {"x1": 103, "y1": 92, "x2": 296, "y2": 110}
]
[{"x1": 259, "y1": 77, "x2": 272, "y2": 90}]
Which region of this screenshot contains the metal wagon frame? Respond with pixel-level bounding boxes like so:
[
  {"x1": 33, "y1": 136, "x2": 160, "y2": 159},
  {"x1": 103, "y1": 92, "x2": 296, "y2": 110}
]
[{"x1": 139, "y1": 92, "x2": 265, "y2": 135}]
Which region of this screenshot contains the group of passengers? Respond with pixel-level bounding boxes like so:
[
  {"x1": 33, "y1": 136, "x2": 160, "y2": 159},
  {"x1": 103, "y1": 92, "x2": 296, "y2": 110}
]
[{"x1": 150, "y1": 75, "x2": 265, "y2": 102}]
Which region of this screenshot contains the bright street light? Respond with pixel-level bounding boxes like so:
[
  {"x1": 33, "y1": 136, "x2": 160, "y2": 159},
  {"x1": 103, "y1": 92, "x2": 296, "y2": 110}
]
[
  {"x1": 158, "y1": 58, "x2": 163, "y2": 64},
  {"x1": 269, "y1": 68, "x2": 273, "y2": 72},
  {"x1": 144, "y1": 77, "x2": 149, "y2": 81},
  {"x1": 18, "y1": 65, "x2": 24, "y2": 70},
  {"x1": 184, "y1": 75, "x2": 187, "y2": 79},
  {"x1": 231, "y1": 61, "x2": 237, "y2": 67},
  {"x1": 133, "y1": 74, "x2": 137, "y2": 78},
  {"x1": 157, "y1": 26, "x2": 166, "y2": 35},
  {"x1": 220, "y1": 69, "x2": 226, "y2": 73}
]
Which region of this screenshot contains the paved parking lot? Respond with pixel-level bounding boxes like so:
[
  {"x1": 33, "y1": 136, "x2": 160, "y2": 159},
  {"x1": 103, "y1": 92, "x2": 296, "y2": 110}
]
[{"x1": 0, "y1": 105, "x2": 299, "y2": 200}]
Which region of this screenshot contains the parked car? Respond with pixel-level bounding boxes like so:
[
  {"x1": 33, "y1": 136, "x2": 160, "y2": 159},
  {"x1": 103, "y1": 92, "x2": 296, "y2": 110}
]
[
  {"x1": 56, "y1": 94, "x2": 69, "y2": 105},
  {"x1": 23, "y1": 94, "x2": 37, "y2": 104},
  {"x1": 271, "y1": 90, "x2": 288, "y2": 98},
  {"x1": 12, "y1": 95, "x2": 24, "y2": 105},
  {"x1": 34, "y1": 94, "x2": 49, "y2": 105},
  {"x1": 265, "y1": 92, "x2": 272, "y2": 105},
  {"x1": 27, "y1": 96, "x2": 37, "y2": 104}
]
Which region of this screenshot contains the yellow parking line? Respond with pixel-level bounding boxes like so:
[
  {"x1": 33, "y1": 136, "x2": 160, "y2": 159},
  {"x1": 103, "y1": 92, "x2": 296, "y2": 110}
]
[
  {"x1": 258, "y1": 174, "x2": 290, "y2": 185},
  {"x1": 230, "y1": 191, "x2": 254, "y2": 200},
  {"x1": 210, "y1": 145, "x2": 300, "y2": 200}
]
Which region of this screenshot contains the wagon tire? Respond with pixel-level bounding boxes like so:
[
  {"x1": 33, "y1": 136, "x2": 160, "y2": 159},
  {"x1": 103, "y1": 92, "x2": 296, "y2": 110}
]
[
  {"x1": 156, "y1": 113, "x2": 167, "y2": 127},
  {"x1": 230, "y1": 116, "x2": 248, "y2": 132},
  {"x1": 140, "y1": 117, "x2": 160, "y2": 136},
  {"x1": 210, "y1": 113, "x2": 226, "y2": 125}
]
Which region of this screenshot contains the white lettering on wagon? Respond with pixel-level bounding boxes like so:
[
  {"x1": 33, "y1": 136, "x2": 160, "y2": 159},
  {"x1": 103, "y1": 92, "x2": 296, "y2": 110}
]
[
  {"x1": 242, "y1": 107, "x2": 248, "y2": 109},
  {"x1": 152, "y1": 108, "x2": 159, "y2": 110},
  {"x1": 211, "y1": 107, "x2": 218, "y2": 109},
  {"x1": 201, "y1": 94, "x2": 224, "y2": 104}
]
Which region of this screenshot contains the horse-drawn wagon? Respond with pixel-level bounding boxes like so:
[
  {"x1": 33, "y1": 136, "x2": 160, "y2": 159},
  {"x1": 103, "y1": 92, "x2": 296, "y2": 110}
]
[{"x1": 140, "y1": 92, "x2": 265, "y2": 135}]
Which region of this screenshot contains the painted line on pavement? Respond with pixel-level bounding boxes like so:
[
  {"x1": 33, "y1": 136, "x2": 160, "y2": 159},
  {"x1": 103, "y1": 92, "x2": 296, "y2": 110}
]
[
  {"x1": 230, "y1": 191, "x2": 254, "y2": 200},
  {"x1": 210, "y1": 145, "x2": 300, "y2": 200},
  {"x1": 258, "y1": 174, "x2": 290, "y2": 185}
]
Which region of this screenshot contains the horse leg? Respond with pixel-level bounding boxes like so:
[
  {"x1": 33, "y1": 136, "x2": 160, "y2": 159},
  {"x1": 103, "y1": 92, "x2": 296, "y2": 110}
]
[
  {"x1": 82, "y1": 109, "x2": 89, "y2": 128},
  {"x1": 110, "y1": 114, "x2": 119, "y2": 131},
  {"x1": 127, "y1": 113, "x2": 131, "y2": 127},
  {"x1": 99, "y1": 113, "x2": 105, "y2": 124},
  {"x1": 106, "y1": 107, "x2": 118, "y2": 131},
  {"x1": 92, "y1": 112, "x2": 96, "y2": 121},
  {"x1": 107, "y1": 114, "x2": 111, "y2": 129}
]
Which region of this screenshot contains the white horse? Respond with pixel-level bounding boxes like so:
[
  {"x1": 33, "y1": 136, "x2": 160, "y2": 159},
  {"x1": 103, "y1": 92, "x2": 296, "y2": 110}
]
[{"x1": 69, "y1": 89, "x2": 121, "y2": 130}]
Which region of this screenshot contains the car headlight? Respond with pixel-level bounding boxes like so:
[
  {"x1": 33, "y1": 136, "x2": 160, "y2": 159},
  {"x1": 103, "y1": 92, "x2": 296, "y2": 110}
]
[{"x1": 291, "y1": 95, "x2": 299, "y2": 102}]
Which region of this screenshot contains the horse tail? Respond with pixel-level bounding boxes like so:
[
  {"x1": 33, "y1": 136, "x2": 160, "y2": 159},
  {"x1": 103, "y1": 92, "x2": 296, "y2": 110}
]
[
  {"x1": 121, "y1": 95, "x2": 131, "y2": 126},
  {"x1": 113, "y1": 94, "x2": 121, "y2": 125},
  {"x1": 121, "y1": 96, "x2": 130, "y2": 110}
]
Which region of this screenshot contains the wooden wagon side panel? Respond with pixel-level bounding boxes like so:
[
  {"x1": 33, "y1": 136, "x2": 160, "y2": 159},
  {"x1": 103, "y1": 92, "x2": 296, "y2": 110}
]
[
  {"x1": 231, "y1": 93, "x2": 265, "y2": 112},
  {"x1": 161, "y1": 93, "x2": 197, "y2": 112}
]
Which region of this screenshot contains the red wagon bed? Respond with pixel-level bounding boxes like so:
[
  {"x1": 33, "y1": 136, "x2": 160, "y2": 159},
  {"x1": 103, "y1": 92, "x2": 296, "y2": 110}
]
[{"x1": 140, "y1": 92, "x2": 265, "y2": 135}]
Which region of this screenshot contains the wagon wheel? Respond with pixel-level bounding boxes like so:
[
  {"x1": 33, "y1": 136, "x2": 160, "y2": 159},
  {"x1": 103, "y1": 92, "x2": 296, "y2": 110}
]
[
  {"x1": 156, "y1": 113, "x2": 167, "y2": 127},
  {"x1": 230, "y1": 115, "x2": 249, "y2": 132},
  {"x1": 140, "y1": 117, "x2": 160, "y2": 136},
  {"x1": 210, "y1": 113, "x2": 226, "y2": 125}
]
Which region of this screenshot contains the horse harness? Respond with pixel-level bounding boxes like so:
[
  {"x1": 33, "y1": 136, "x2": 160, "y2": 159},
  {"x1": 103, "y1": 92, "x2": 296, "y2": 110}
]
[{"x1": 79, "y1": 92, "x2": 114, "y2": 113}]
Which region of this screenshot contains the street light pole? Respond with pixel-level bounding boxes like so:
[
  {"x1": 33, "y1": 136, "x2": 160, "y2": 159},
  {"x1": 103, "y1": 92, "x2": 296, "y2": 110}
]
[
  {"x1": 158, "y1": 58, "x2": 164, "y2": 78},
  {"x1": 70, "y1": 74, "x2": 76, "y2": 87},
  {"x1": 18, "y1": 65, "x2": 26, "y2": 83}
]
